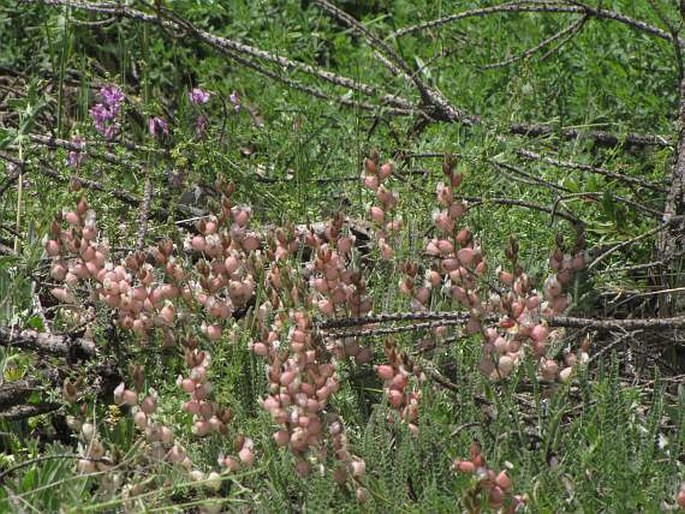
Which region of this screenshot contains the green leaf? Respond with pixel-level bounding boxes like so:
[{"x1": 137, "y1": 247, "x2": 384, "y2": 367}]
[{"x1": 25, "y1": 316, "x2": 44, "y2": 332}]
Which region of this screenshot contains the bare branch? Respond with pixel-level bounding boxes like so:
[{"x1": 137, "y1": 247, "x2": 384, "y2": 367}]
[
  {"x1": 516, "y1": 148, "x2": 666, "y2": 192},
  {"x1": 394, "y1": 1, "x2": 673, "y2": 42},
  {"x1": 312, "y1": 0, "x2": 473, "y2": 124},
  {"x1": 458, "y1": 194, "x2": 582, "y2": 226},
  {"x1": 317, "y1": 309, "x2": 685, "y2": 332},
  {"x1": 509, "y1": 123, "x2": 671, "y2": 148},
  {"x1": 0, "y1": 326, "x2": 95, "y2": 356},
  {"x1": 482, "y1": 14, "x2": 588, "y2": 69}
]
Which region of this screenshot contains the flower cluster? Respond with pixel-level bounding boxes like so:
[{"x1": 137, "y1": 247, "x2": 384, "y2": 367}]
[
  {"x1": 408, "y1": 157, "x2": 587, "y2": 381},
  {"x1": 376, "y1": 340, "x2": 424, "y2": 434},
  {"x1": 90, "y1": 84, "x2": 124, "y2": 139},
  {"x1": 480, "y1": 235, "x2": 587, "y2": 381},
  {"x1": 305, "y1": 213, "x2": 370, "y2": 321},
  {"x1": 425, "y1": 159, "x2": 487, "y2": 335},
  {"x1": 178, "y1": 347, "x2": 234, "y2": 439},
  {"x1": 362, "y1": 155, "x2": 400, "y2": 260},
  {"x1": 452, "y1": 444, "x2": 526, "y2": 513},
  {"x1": 257, "y1": 311, "x2": 341, "y2": 467}
]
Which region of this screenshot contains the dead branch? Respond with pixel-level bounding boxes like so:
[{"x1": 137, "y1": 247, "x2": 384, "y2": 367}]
[
  {"x1": 0, "y1": 403, "x2": 61, "y2": 421},
  {"x1": 0, "y1": 326, "x2": 95, "y2": 357},
  {"x1": 516, "y1": 148, "x2": 666, "y2": 192},
  {"x1": 33, "y1": 0, "x2": 416, "y2": 115},
  {"x1": 458, "y1": 194, "x2": 582, "y2": 226},
  {"x1": 312, "y1": 0, "x2": 472, "y2": 124},
  {"x1": 317, "y1": 309, "x2": 685, "y2": 332},
  {"x1": 482, "y1": 14, "x2": 588, "y2": 69},
  {"x1": 509, "y1": 123, "x2": 671, "y2": 148},
  {"x1": 394, "y1": 1, "x2": 673, "y2": 42}
]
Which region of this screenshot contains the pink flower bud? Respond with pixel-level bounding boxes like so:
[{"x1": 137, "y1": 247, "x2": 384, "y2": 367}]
[
  {"x1": 497, "y1": 355, "x2": 514, "y2": 377},
  {"x1": 205, "y1": 324, "x2": 222, "y2": 341},
  {"x1": 378, "y1": 162, "x2": 393, "y2": 180},
  {"x1": 273, "y1": 430, "x2": 290, "y2": 447},
  {"x1": 51, "y1": 287, "x2": 75, "y2": 304},
  {"x1": 495, "y1": 470, "x2": 512, "y2": 490},
  {"x1": 223, "y1": 456, "x2": 240, "y2": 472},
  {"x1": 363, "y1": 174, "x2": 379, "y2": 191},
  {"x1": 454, "y1": 460, "x2": 476, "y2": 473},
  {"x1": 559, "y1": 366, "x2": 573, "y2": 382},
  {"x1": 369, "y1": 206, "x2": 385, "y2": 223},
  {"x1": 193, "y1": 420, "x2": 210, "y2": 437},
  {"x1": 350, "y1": 459, "x2": 366, "y2": 477},
  {"x1": 238, "y1": 447, "x2": 255, "y2": 466},
  {"x1": 391, "y1": 374, "x2": 407, "y2": 389},
  {"x1": 134, "y1": 411, "x2": 148, "y2": 429},
  {"x1": 388, "y1": 389, "x2": 403, "y2": 407},
  {"x1": 376, "y1": 365, "x2": 394, "y2": 381},
  {"x1": 456, "y1": 247, "x2": 475, "y2": 266},
  {"x1": 531, "y1": 324, "x2": 548, "y2": 344},
  {"x1": 140, "y1": 396, "x2": 156, "y2": 415},
  {"x1": 46, "y1": 239, "x2": 61, "y2": 256},
  {"x1": 64, "y1": 211, "x2": 80, "y2": 226}
]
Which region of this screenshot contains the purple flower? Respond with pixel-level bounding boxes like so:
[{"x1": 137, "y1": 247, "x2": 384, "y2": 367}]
[
  {"x1": 189, "y1": 88, "x2": 210, "y2": 105},
  {"x1": 229, "y1": 90, "x2": 241, "y2": 112},
  {"x1": 100, "y1": 85, "x2": 124, "y2": 114},
  {"x1": 148, "y1": 116, "x2": 169, "y2": 137},
  {"x1": 90, "y1": 103, "x2": 110, "y2": 125},
  {"x1": 90, "y1": 84, "x2": 124, "y2": 140},
  {"x1": 90, "y1": 103, "x2": 118, "y2": 139},
  {"x1": 102, "y1": 124, "x2": 119, "y2": 140}
]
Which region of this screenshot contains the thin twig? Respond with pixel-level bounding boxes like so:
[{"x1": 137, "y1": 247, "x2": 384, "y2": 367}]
[
  {"x1": 458, "y1": 194, "x2": 582, "y2": 226},
  {"x1": 516, "y1": 148, "x2": 666, "y2": 192},
  {"x1": 588, "y1": 223, "x2": 672, "y2": 270},
  {"x1": 481, "y1": 14, "x2": 587, "y2": 69}
]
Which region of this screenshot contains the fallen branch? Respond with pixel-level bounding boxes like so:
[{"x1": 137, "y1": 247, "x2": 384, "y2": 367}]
[
  {"x1": 318, "y1": 310, "x2": 685, "y2": 332},
  {"x1": 516, "y1": 148, "x2": 666, "y2": 192},
  {"x1": 510, "y1": 123, "x2": 671, "y2": 148},
  {"x1": 0, "y1": 326, "x2": 95, "y2": 357}
]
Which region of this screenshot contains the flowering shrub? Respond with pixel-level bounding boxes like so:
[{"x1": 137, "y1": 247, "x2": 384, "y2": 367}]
[{"x1": 35, "y1": 77, "x2": 598, "y2": 510}]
